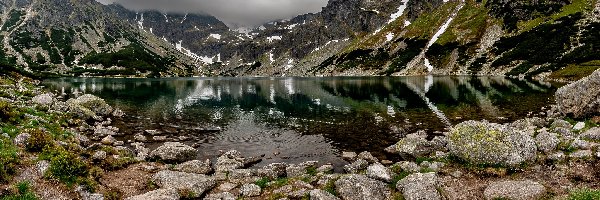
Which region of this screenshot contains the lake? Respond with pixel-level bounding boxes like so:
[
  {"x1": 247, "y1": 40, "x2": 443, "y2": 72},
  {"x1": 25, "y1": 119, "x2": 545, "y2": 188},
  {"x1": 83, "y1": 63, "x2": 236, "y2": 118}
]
[{"x1": 42, "y1": 76, "x2": 558, "y2": 167}]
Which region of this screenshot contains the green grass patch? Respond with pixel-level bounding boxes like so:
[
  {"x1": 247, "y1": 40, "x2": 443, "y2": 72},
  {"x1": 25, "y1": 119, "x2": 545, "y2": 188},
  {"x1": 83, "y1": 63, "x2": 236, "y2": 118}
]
[
  {"x1": 549, "y1": 61, "x2": 600, "y2": 81},
  {"x1": 517, "y1": 0, "x2": 597, "y2": 33},
  {"x1": 40, "y1": 146, "x2": 91, "y2": 187},
  {"x1": 2, "y1": 181, "x2": 38, "y2": 200},
  {"x1": 405, "y1": 2, "x2": 459, "y2": 39},
  {"x1": 0, "y1": 137, "x2": 19, "y2": 183},
  {"x1": 255, "y1": 177, "x2": 270, "y2": 189},
  {"x1": 568, "y1": 188, "x2": 600, "y2": 200}
]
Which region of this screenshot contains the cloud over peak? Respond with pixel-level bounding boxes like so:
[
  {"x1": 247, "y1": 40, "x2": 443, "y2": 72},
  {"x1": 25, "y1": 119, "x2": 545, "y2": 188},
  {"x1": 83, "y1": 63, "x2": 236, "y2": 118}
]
[{"x1": 96, "y1": 0, "x2": 329, "y2": 28}]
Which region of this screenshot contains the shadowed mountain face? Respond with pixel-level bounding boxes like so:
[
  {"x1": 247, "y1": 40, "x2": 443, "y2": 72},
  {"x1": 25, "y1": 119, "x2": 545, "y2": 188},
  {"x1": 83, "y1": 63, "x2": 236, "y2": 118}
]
[
  {"x1": 1, "y1": 0, "x2": 598, "y2": 78},
  {"x1": 42, "y1": 76, "x2": 558, "y2": 165}
]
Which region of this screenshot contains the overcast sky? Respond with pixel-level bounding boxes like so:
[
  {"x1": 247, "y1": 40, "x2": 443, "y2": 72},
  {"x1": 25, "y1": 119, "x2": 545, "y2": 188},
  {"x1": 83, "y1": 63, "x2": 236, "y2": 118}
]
[{"x1": 96, "y1": 0, "x2": 329, "y2": 28}]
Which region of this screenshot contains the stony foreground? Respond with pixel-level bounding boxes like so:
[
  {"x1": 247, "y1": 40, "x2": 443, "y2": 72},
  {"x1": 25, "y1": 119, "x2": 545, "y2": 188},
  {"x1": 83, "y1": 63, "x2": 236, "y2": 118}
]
[{"x1": 1, "y1": 71, "x2": 600, "y2": 200}]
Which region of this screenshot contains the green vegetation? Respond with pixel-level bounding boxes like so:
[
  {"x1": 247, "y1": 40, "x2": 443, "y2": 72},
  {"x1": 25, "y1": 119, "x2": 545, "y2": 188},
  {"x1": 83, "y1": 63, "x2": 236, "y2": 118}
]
[
  {"x1": 517, "y1": 0, "x2": 597, "y2": 33},
  {"x1": 436, "y1": 1, "x2": 493, "y2": 45},
  {"x1": 405, "y1": 2, "x2": 459, "y2": 39},
  {"x1": 0, "y1": 137, "x2": 19, "y2": 183},
  {"x1": 1, "y1": 10, "x2": 24, "y2": 31},
  {"x1": 549, "y1": 61, "x2": 600, "y2": 81},
  {"x1": 25, "y1": 129, "x2": 54, "y2": 152},
  {"x1": 78, "y1": 43, "x2": 174, "y2": 77},
  {"x1": 1, "y1": 181, "x2": 38, "y2": 200},
  {"x1": 323, "y1": 179, "x2": 337, "y2": 196},
  {"x1": 40, "y1": 146, "x2": 91, "y2": 187},
  {"x1": 567, "y1": 188, "x2": 600, "y2": 200}
]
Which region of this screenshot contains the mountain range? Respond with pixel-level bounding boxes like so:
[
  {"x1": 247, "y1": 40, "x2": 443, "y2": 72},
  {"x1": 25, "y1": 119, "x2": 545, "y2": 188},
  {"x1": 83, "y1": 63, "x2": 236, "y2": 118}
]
[{"x1": 0, "y1": 0, "x2": 599, "y2": 78}]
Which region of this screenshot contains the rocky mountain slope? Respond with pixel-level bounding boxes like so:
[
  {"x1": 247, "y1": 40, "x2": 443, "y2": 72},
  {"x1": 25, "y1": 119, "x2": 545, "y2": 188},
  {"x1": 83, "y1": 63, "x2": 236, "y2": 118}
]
[
  {"x1": 0, "y1": 0, "x2": 198, "y2": 77},
  {"x1": 1, "y1": 0, "x2": 599, "y2": 78}
]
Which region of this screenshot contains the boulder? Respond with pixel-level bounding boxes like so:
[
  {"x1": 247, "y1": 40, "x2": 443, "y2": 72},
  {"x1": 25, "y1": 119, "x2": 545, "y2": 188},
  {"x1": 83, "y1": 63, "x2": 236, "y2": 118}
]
[
  {"x1": 581, "y1": 127, "x2": 600, "y2": 141},
  {"x1": 357, "y1": 151, "x2": 379, "y2": 163},
  {"x1": 101, "y1": 135, "x2": 117, "y2": 145},
  {"x1": 174, "y1": 159, "x2": 212, "y2": 174},
  {"x1": 341, "y1": 152, "x2": 357, "y2": 161},
  {"x1": 204, "y1": 192, "x2": 236, "y2": 200},
  {"x1": 75, "y1": 94, "x2": 114, "y2": 117},
  {"x1": 309, "y1": 189, "x2": 340, "y2": 200},
  {"x1": 394, "y1": 136, "x2": 434, "y2": 159},
  {"x1": 240, "y1": 184, "x2": 261, "y2": 197},
  {"x1": 258, "y1": 163, "x2": 287, "y2": 179},
  {"x1": 366, "y1": 163, "x2": 395, "y2": 182},
  {"x1": 32, "y1": 93, "x2": 54, "y2": 107},
  {"x1": 215, "y1": 150, "x2": 245, "y2": 172},
  {"x1": 448, "y1": 121, "x2": 537, "y2": 166},
  {"x1": 573, "y1": 122, "x2": 586, "y2": 131},
  {"x1": 151, "y1": 170, "x2": 216, "y2": 198},
  {"x1": 335, "y1": 174, "x2": 390, "y2": 200},
  {"x1": 535, "y1": 130, "x2": 559, "y2": 153},
  {"x1": 149, "y1": 142, "x2": 197, "y2": 163},
  {"x1": 13, "y1": 133, "x2": 31, "y2": 147},
  {"x1": 483, "y1": 180, "x2": 546, "y2": 200},
  {"x1": 125, "y1": 188, "x2": 180, "y2": 200},
  {"x1": 343, "y1": 159, "x2": 368, "y2": 174},
  {"x1": 396, "y1": 173, "x2": 441, "y2": 200},
  {"x1": 555, "y1": 69, "x2": 600, "y2": 118},
  {"x1": 92, "y1": 150, "x2": 107, "y2": 161}
]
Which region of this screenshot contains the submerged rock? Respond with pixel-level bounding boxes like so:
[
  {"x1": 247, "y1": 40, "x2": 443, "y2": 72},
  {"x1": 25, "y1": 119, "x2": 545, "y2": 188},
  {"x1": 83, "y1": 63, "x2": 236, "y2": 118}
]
[
  {"x1": 396, "y1": 173, "x2": 441, "y2": 200},
  {"x1": 483, "y1": 180, "x2": 546, "y2": 200},
  {"x1": 335, "y1": 174, "x2": 390, "y2": 200},
  {"x1": 149, "y1": 142, "x2": 197, "y2": 163},
  {"x1": 448, "y1": 121, "x2": 537, "y2": 166},
  {"x1": 151, "y1": 170, "x2": 216, "y2": 198},
  {"x1": 555, "y1": 69, "x2": 600, "y2": 118}
]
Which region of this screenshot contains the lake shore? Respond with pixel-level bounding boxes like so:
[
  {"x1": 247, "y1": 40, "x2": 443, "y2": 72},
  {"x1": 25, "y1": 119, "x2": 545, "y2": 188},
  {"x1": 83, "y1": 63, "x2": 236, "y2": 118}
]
[{"x1": 0, "y1": 71, "x2": 599, "y2": 200}]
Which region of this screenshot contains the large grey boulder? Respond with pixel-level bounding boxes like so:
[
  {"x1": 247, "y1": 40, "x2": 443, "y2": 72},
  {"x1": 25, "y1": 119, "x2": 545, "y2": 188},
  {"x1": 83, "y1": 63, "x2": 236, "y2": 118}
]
[
  {"x1": 396, "y1": 173, "x2": 441, "y2": 200},
  {"x1": 448, "y1": 121, "x2": 537, "y2": 166},
  {"x1": 151, "y1": 170, "x2": 216, "y2": 198},
  {"x1": 334, "y1": 174, "x2": 390, "y2": 200},
  {"x1": 150, "y1": 142, "x2": 197, "y2": 163},
  {"x1": 215, "y1": 150, "x2": 245, "y2": 172},
  {"x1": 75, "y1": 94, "x2": 114, "y2": 116},
  {"x1": 555, "y1": 69, "x2": 600, "y2": 118},
  {"x1": 174, "y1": 159, "x2": 212, "y2": 174},
  {"x1": 125, "y1": 188, "x2": 180, "y2": 200},
  {"x1": 483, "y1": 180, "x2": 546, "y2": 200}
]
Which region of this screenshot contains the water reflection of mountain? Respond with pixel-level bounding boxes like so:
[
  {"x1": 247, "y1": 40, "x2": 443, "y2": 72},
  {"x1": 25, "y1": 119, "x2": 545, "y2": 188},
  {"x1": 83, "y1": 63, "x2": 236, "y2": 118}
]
[{"x1": 43, "y1": 76, "x2": 557, "y2": 160}]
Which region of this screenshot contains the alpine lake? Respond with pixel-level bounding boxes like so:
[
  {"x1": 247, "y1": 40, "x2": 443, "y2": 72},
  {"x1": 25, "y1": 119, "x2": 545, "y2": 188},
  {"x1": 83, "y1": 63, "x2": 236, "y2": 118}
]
[{"x1": 42, "y1": 76, "x2": 560, "y2": 169}]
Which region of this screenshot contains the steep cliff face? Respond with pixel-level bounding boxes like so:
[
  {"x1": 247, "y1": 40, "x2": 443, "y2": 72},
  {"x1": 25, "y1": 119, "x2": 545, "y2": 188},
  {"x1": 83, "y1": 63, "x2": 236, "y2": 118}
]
[
  {"x1": 0, "y1": 0, "x2": 197, "y2": 77},
  {"x1": 301, "y1": 0, "x2": 600, "y2": 78}
]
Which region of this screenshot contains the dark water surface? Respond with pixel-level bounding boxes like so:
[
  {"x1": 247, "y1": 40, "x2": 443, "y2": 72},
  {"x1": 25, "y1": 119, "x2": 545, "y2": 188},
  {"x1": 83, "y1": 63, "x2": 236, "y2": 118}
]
[{"x1": 42, "y1": 76, "x2": 558, "y2": 167}]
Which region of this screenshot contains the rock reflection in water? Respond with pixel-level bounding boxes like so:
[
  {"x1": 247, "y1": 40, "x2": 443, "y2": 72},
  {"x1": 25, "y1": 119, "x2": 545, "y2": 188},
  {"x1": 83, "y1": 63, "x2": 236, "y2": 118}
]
[{"x1": 43, "y1": 76, "x2": 558, "y2": 165}]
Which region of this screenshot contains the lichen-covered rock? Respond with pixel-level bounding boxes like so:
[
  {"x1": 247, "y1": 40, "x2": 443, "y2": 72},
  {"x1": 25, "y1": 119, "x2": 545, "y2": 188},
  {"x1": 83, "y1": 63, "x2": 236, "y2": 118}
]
[
  {"x1": 396, "y1": 173, "x2": 441, "y2": 200},
  {"x1": 535, "y1": 130, "x2": 559, "y2": 153},
  {"x1": 258, "y1": 163, "x2": 287, "y2": 179},
  {"x1": 357, "y1": 151, "x2": 379, "y2": 163},
  {"x1": 76, "y1": 94, "x2": 114, "y2": 117},
  {"x1": 309, "y1": 189, "x2": 340, "y2": 200},
  {"x1": 204, "y1": 192, "x2": 236, "y2": 200},
  {"x1": 151, "y1": 170, "x2": 216, "y2": 198},
  {"x1": 240, "y1": 184, "x2": 261, "y2": 197},
  {"x1": 149, "y1": 142, "x2": 197, "y2": 163},
  {"x1": 343, "y1": 159, "x2": 368, "y2": 174},
  {"x1": 215, "y1": 150, "x2": 245, "y2": 172},
  {"x1": 32, "y1": 93, "x2": 54, "y2": 107},
  {"x1": 335, "y1": 174, "x2": 390, "y2": 200},
  {"x1": 581, "y1": 127, "x2": 600, "y2": 141},
  {"x1": 13, "y1": 133, "x2": 31, "y2": 147},
  {"x1": 555, "y1": 69, "x2": 600, "y2": 118},
  {"x1": 101, "y1": 135, "x2": 117, "y2": 145},
  {"x1": 366, "y1": 163, "x2": 395, "y2": 182},
  {"x1": 394, "y1": 136, "x2": 434, "y2": 160},
  {"x1": 483, "y1": 180, "x2": 546, "y2": 200},
  {"x1": 174, "y1": 159, "x2": 212, "y2": 174},
  {"x1": 125, "y1": 188, "x2": 180, "y2": 200},
  {"x1": 448, "y1": 121, "x2": 537, "y2": 166},
  {"x1": 92, "y1": 150, "x2": 107, "y2": 161}
]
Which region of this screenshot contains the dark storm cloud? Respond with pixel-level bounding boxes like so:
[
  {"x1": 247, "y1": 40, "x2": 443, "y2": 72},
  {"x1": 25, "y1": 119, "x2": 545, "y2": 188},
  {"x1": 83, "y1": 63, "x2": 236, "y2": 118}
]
[{"x1": 96, "y1": 0, "x2": 328, "y2": 27}]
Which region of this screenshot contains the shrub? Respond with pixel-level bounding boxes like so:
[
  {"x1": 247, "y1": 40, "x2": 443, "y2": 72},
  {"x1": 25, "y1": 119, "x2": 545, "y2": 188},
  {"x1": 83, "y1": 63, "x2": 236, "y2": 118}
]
[
  {"x1": 0, "y1": 100, "x2": 19, "y2": 123},
  {"x1": 25, "y1": 129, "x2": 54, "y2": 152},
  {"x1": 42, "y1": 147, "x2": 89, "y2": 187}
]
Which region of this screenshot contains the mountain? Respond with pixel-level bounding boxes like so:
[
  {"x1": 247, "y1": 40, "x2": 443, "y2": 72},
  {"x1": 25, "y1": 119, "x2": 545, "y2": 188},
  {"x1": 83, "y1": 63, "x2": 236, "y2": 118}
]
[
  {"x1": 0, "y1": 0, "x2": 198, "y2": 77},
  {"x1": 1, "y1": 0, "x2": 599, "y2": 78}
]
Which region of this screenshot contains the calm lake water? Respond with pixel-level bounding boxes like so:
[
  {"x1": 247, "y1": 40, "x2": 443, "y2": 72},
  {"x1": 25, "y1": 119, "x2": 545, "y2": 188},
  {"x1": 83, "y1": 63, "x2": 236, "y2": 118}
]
[{"x1": 43, "y1": 76, "x2": 558, "y2": 167}]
